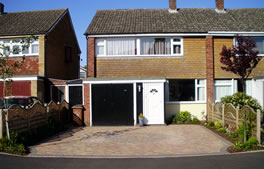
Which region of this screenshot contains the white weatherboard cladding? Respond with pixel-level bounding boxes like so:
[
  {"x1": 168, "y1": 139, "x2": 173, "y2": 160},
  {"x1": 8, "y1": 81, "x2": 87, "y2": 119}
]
[
  {"x1": 252, "y1": 80, "x2": 264, "y2": 108},
  {"x1": 143, "y1": 82, "x2": 165, "y2": 124}
]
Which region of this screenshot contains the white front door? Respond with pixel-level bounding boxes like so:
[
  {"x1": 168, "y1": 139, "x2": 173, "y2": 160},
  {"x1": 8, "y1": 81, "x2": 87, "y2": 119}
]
[{"x1": 143, "y1": 82, "x2": 164, "y2": 124}]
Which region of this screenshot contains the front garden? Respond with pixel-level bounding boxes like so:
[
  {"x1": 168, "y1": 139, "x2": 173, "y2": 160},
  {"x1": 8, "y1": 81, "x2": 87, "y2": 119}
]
[{"x1": 171, "y1": 92, "x2": 264, "y2": 153}]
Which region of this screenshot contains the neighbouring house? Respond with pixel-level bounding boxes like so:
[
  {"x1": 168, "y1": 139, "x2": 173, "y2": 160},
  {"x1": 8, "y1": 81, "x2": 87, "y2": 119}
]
[
  {"x1": 80, "y1": 67, "x2": 87, "y2": 79},
  {"x1": 80, "y1": 0, "x2": 264, "y2": 126},
  {"x1": 0, "y1": 3, "x2": 81, "y2": 103}
]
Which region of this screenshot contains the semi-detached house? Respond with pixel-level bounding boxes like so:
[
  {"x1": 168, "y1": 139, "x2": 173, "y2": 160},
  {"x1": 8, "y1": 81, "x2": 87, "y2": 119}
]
[
  {"x1": 80, "y1": 0, "x2": 264, "y2": 126},
  {"x1": 0, "y1": 3, "x2": 81, "y2": 103}
]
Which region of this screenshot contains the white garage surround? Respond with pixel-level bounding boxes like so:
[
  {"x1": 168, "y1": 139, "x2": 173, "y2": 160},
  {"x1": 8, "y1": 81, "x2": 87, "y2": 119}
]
[{"x1": 83, "y1": 78, "x2": 166, "y2": 126}]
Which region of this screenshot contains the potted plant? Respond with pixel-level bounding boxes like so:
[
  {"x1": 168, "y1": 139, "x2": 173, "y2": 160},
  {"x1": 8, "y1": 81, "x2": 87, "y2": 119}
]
[{"x1": 138, "y1": 113, "x2": 144, "y2": 126}]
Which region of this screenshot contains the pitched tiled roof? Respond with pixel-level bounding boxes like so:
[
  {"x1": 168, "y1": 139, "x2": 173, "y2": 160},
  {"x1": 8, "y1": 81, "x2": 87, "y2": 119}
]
[
  {"x1": 0, "y1": 8, "x2": 67, "y2": 36},
  {"x1": 85, "y1": 8, "x2": 264, "y2": 35}
]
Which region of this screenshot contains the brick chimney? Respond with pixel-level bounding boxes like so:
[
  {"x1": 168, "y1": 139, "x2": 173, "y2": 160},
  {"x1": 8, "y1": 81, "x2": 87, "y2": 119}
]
[
  {"x1": 169, "y1": 0, "x2": 177, "y2": 13},
  {"x1": 216, "y1": 0, "x2": 225, "y2": 12},
  {"x1": 0, "y1": 3, "x2": 4, "y2": 15}
]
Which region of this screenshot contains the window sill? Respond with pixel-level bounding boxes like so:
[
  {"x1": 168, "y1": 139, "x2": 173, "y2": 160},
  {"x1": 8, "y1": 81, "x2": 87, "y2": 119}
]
[
  {"x1": 6, "y1": 54, "x2": 39, "y2": 58},
  {"x1": 97, "y1": 55, "x2": 184, "y2": 58},
  {"x1": 166, "y1": 101, "x2": 206, "y2": 104}
]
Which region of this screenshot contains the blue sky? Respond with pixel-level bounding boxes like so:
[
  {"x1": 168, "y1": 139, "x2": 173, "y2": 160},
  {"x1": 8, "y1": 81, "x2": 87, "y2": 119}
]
[{"x1": 2, "y1": 0, "x2": 264, "y2": 66}]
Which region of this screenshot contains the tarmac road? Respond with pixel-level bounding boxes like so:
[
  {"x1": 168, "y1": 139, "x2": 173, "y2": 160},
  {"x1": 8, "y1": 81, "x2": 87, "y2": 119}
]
[{"x1": 0, "y1": 151, "x2": 264, "y2": 169}]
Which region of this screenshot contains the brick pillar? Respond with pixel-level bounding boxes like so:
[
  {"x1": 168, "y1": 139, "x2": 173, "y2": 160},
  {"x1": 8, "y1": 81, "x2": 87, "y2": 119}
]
[
  {"x1": 216, "y1": 0, "x2": 224, "y2": 11},
  {"x1": 83, "y1": 83, "x2": 91, "y2": 126},
  {"x1": 87, "y1": 37, "x2": 95, "y2": 77},
  {"x1": 206, "y1": 36, "x2": 214, "y2": 119}
]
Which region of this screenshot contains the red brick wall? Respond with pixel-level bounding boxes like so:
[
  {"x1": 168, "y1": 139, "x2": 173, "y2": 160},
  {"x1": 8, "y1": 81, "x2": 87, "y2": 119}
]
[
  {"x1": 87, "y1": 37, "x2": 95, "y2": 77},
  {"x1": 0, "y1": 81, "x2": 31, "y2": 97},
  {"x1": 216, "y1": 0, "x2": 224, "y2": 10},
  {"x1": 206, "y1": 36, "x2": 214, "y2": 104},
  {"x1": 169, "y1": 0, "x2": 176, "y2": 10},
  {"x1": 83, "y1": 83, "x2": 90, "y2": 126},
  {"x1": 7, "y1": 56, "x2": 39, "y2": 75}
]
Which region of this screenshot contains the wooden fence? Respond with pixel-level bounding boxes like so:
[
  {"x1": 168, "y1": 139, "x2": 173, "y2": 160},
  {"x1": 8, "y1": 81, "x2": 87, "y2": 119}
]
[
  {"x1": 208, "y1": 102, "x2": 262, "y2": 143},
  {"x1": 0, "y1": 100, "x2": 70, "y2": 136}
]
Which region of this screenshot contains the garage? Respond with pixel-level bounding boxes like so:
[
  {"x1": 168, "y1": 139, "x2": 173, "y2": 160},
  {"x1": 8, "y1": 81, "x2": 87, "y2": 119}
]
[{"x1": 92, "y1": 84, "x2": 134, "y2": 126}]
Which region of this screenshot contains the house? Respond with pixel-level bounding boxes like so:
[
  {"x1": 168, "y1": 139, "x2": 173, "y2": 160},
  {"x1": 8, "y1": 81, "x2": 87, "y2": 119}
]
[
  {"x1": 80, "y1": 67, "x2": 87, "y2": 79},
  {"x1": 0, "y1": 3, "x2": 81, "y2": 103},
  {"x1": 81, "y1": 0, "x2": 264, "y2": 126}
]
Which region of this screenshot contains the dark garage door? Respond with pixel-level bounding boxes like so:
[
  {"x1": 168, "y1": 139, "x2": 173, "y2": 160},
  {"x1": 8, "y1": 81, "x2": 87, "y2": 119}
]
[{"x1": 92, "y1": 84, "x2": 134, "y2": 126}]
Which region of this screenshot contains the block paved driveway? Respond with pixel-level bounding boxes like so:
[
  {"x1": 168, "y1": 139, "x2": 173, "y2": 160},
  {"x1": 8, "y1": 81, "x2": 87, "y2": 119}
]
[{"x1": 29, "y1": 125, "x2": 232, "y2": 157}]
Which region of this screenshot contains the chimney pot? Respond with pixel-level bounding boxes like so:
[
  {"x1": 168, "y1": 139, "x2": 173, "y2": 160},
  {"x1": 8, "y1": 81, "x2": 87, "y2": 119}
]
[
  {"x1": 0, "y1": 3, "x2": 4, "y2": 15},
  {"x1": 216, "y1": 0, "x2": 224, "y2": 11}
]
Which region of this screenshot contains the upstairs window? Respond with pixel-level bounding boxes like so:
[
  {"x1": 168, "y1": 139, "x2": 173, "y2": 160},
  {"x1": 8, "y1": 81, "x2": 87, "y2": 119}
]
[
  {"x1": 140, "y1": 38, "x2": 170, "y2": 55},
  {"x1": 0, "y1": 38, "x2": 39, "y2": 57},
  {"x1": 95, "y1": 37, "x2": 183, "y2": 57},
  {"x1": 252, "y1": 37, "x2": 264, "y2": 56},
  {"x1": 96, "y1": 38, "x2": 136, "y2": 56}
]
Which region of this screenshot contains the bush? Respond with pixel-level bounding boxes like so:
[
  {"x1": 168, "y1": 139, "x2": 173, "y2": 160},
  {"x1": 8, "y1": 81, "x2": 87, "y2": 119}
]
[
  {"x1": 192, "y1": 117, "x2": 200, "y2": 124},
  {"x1": 217, "y1": 127, "x2": 227, "y2": 133},
  {"x1": 214, "y1": 121, "x2": 223, "y2": 129},
  {"x1": 0, "y1": 131, "x2": 27, "y2": 154},
  {"x1": 237, "y1": 122, "x2": 254, "y2": 141},
  {"x1": 221, "y1": 92, "x2": 263, "y2": 114},
  {"x1": 207, "y1": 121, "x2": 215, "y2": 127},
  {"x1": 173, "y1": 111, "x2": 191, "y2": 124},
  {"x1": 234, "y1": 137, "x2": 259, "y2": 150}
]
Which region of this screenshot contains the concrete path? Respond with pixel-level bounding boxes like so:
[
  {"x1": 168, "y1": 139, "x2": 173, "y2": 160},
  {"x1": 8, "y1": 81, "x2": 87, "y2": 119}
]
[{"x1": 29, "y1": 125, "x2": 232, "y2": 157}]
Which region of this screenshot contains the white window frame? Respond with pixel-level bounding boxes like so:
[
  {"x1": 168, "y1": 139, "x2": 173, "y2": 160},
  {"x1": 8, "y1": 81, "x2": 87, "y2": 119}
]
[
  {"x1": 0, "y1": 38, "x2": 39, "y2": 57},
  {"x1": 171, "y1": 38, "x2": 184, "y2": 56},
  {"x1": 195, "y1": 79, "x2": 206, "y2": 102},
  {"x1": 95, "y1": 37, "x2": 184, "y2": 57},
  {"x1": 214, "y1": 79, "x2": 237, "y2": 102},
  {"x1": 96, "y1": 38, "x2": 137, "y2": 57},
  {"x1": 234, "y1": 37, "x2": 264, "y2": 57},
  {"x1": 167, "y1": 79, "x2": 206, "y2": 104}
]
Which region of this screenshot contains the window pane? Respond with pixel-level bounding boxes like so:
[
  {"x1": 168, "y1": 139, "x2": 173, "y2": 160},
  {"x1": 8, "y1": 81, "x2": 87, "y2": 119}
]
[
  {"x1": 173, "y1": 45, "x2": 181, "y2": 54},
  {"x1": 252, "y1": 38, "x2": 264, "y2": 54},
  {"x1": 198, "y1": 79, "x2": 205, "y2": 85},
  {"x1": 96, "y1": 46, "x2": 104, "y2": 55},
  {"x1": 4, "y1": 46, "x2": 10, "y2": 55},
  {"x1": 197, "y1": 87, "x2": 205, "y2": 101},
  {"x1": 169, "y1": 79, "x2": 195, "y2": 101},
  {"x1": 215, "y1": 80, "x2": 232, "y2": 84},
  {"x1": 31, "y1": 44, "x2": 39, "y2": 53},
  {"x1": 12, "y1": 45, "x2": 20, "y2": 54},
  {"x1": 141, "y1": 38, "x2": 170, "y2": 55},
  {"x1": 215, "y1": 86, "x2": 232, "y2": 101},
  {"x1": 106, "y1": 38, "x2": 135, "y2": 55},
  {"x1": 173, "y1": 38, "x2": 181, "y2": 42},
  {"x1": 22, "y1": 47, "x2": 29, "y2": 54}
]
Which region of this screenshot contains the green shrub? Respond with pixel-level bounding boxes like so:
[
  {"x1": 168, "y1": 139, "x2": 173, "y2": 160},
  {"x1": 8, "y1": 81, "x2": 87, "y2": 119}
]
[
  {"x1": 192, "y1": 117, "x2": 200, "y2": 124},
  {"x1": 207, "y1": 121, "x2": 215, "y2": 127},
  {"x1": 234, "y1": 137, "x2": 259, "y2": 150},
  {"x1": 173, "y1": 111, "x2": 191, "y2": 124},
  {"x1": 217, "y1": 127, "x2": 227, "y2": 133},
  {"x1": 237, "y1": 122, "x2": 254, "y2": 141},
  {"x1": 228, "y1": 131, "x2": 239, "y2": 139},
  {"x1": 214, "y1": 121, "x2": 223, "y2": 129},
  {"x1": 0, "y1": 131, "x2": 27, "y2": 154},
  {"x1": 221, "y1": 92, "x2": 263, "y2": 114},
  {"x1": 244, "y1": 137, "x2": 259, "y2": 150}
]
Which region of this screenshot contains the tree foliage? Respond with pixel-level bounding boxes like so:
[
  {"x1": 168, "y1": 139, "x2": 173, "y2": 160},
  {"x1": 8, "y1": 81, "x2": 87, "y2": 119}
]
[{"x1": 220, "y1": 35, "x2": 261, "y2": 92}]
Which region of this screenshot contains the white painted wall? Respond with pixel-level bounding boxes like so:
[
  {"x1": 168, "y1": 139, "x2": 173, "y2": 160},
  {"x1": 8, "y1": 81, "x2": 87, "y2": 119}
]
[{"x1": 165, "y1": 103, "x2": 207, "y2": 122}]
